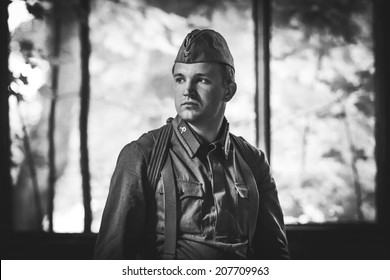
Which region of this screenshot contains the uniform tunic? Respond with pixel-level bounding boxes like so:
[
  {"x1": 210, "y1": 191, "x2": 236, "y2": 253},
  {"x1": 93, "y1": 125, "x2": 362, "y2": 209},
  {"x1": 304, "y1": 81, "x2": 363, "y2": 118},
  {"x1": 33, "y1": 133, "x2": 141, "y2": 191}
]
[{"x1": 94, "y1": 115, "x2": 289, "y2": 259}]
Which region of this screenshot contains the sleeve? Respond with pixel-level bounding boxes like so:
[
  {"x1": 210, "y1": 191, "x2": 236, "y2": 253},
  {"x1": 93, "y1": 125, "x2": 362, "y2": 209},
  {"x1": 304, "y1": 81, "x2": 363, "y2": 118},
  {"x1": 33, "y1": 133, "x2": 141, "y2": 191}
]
[
  {"x1": 252, "y1": 150, "x2": 290, "y2": 260},
  {"x1": 93, "y1": 142, "x2": 148, "y2": 259}
]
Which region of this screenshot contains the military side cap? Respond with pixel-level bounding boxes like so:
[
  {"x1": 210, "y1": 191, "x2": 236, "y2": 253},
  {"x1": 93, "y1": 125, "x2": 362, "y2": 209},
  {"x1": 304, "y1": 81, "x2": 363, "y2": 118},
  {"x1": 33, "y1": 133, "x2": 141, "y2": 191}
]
[{"x1": 174, "y1": 29, "x2": 234, "y2": 70}]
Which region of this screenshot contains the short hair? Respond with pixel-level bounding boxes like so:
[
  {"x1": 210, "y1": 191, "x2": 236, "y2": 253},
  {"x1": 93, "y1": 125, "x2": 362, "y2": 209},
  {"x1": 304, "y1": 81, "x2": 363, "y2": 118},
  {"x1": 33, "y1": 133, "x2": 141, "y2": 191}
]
[{"x1": 220, "y1": 64, "x2": 235, "y2": 85}]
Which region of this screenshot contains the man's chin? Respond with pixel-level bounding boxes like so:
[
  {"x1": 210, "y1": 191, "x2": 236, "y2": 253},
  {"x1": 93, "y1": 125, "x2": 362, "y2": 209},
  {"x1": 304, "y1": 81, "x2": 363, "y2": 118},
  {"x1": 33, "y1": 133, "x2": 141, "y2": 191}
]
[{"x1": 178, "y1": 111, "x2": 200, "y2": 123}]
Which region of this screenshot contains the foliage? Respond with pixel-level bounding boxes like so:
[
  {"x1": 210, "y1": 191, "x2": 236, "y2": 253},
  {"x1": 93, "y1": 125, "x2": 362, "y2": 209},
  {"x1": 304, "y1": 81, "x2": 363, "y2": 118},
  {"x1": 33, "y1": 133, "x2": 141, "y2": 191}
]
[
  {"x1": 271, "y1": 0, "x2": 375, "y2": 223},
  {"x1": 273, "y1": 0, "x2": 369, "y2": 44}
]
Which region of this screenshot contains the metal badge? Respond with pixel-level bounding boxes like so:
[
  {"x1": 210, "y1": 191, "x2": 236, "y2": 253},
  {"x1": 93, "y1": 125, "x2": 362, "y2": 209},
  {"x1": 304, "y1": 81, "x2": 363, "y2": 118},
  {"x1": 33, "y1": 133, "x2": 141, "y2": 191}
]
[{"x1": 179, "y1": 126, "x2": 187, "y2": 133}]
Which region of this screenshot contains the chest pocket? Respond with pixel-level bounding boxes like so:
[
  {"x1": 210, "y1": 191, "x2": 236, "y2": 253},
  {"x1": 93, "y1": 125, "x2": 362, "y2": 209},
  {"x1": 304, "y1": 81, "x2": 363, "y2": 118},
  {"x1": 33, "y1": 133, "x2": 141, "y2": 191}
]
[{"x1": 177, "y1": 179, "x2": 204, "y2": 234}]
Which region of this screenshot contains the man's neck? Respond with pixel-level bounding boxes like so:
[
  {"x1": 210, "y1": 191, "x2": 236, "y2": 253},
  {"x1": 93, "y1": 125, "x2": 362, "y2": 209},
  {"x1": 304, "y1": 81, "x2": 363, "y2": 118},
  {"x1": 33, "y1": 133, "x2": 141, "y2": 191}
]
[{"x1": 187, "y1": 118, "x2": 224, "y2": 144}]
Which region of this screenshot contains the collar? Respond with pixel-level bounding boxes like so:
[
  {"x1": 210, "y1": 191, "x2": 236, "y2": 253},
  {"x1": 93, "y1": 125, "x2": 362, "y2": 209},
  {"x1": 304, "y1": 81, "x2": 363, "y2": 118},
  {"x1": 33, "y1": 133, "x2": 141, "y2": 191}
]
[{"x1": 172, "y1": 115, "x2": 231, "y2": 159}]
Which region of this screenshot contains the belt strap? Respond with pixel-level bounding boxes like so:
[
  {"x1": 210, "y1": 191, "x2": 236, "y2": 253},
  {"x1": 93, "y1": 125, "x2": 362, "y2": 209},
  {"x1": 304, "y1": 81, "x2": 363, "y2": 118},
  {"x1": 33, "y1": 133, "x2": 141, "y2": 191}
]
[{"x1": 161, "y1": 154, "x2": 177, "y2": 259}]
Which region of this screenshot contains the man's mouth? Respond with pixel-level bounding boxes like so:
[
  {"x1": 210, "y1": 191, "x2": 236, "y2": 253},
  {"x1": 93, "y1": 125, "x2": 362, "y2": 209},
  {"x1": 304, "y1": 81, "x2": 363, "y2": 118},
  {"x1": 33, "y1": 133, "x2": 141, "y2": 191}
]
[{"x1": 182, "y1": 101, "x2": 199, "y2": 106}]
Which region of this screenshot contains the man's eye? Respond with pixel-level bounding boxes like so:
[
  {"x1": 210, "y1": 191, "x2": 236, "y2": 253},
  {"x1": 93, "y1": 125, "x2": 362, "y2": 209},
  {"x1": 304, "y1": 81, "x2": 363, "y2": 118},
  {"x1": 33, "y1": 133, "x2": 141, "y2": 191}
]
[
  {"x1": 175, "y1": 78, "x2": 185, "y2": 84},
  {"x1": 198, "y1": 78, "x2": 210, "y2": 84}
]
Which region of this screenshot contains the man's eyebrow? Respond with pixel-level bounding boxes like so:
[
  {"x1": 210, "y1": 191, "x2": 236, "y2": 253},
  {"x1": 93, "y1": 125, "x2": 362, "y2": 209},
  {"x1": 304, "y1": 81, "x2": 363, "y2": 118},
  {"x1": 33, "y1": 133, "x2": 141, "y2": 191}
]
[{"x1": 194, "y1": 73, "x2": 214, "y2": 79}]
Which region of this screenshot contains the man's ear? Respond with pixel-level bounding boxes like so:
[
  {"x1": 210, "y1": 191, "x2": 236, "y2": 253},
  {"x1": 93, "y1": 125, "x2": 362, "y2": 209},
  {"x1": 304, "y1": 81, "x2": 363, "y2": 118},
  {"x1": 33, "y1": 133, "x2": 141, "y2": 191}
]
[{"x1": 223, "y1": 82, "x2": 237, "y2": 102}]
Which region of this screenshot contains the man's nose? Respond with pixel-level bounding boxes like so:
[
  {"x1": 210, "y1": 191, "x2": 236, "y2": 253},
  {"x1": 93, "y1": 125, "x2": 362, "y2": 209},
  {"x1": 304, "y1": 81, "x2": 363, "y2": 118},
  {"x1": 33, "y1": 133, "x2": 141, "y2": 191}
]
[{"x1": 183, "y1": 82, "x2": 196, "y2": 97}]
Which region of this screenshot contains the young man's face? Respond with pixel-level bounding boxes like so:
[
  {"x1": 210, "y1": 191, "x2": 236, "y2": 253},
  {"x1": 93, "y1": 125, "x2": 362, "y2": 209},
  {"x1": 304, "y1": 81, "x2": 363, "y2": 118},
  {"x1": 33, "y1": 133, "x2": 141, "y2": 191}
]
[{"x1": 173, "y1": 62, "x2": 229, "y2": 127}]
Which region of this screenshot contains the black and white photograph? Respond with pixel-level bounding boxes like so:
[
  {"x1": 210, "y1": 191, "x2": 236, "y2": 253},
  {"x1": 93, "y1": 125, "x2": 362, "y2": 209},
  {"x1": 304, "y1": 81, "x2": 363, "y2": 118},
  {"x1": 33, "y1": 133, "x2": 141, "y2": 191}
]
[{"x1": 1, "y1": 0, "x2": 389, "y2": 265}]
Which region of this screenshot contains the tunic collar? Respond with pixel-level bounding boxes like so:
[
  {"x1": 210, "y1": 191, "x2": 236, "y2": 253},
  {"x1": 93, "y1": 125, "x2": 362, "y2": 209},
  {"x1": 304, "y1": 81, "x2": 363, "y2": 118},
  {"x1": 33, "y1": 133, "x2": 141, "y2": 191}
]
[{"x1": 172, "y1": 115, "x2": 231, "y2": 159}]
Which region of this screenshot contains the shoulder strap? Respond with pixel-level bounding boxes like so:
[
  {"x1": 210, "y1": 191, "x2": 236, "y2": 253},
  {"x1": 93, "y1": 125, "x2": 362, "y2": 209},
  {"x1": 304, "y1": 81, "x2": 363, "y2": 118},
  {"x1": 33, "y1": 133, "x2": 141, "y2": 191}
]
[
  {"x1": 230, "y1": 134, "x2": 260, "y2": 254},
  {"x1": 145, "y1": 119, "x2": 176, "y2": 259},
  {"x1": 161, "y1": 154, "x2": 177, "y2": 259},
  {"x1": 146, "y1": 121, "x2": 173, "y2": 192},
  {"x1": 230, "y1": 134, "x2": 257, "y2": 175}
]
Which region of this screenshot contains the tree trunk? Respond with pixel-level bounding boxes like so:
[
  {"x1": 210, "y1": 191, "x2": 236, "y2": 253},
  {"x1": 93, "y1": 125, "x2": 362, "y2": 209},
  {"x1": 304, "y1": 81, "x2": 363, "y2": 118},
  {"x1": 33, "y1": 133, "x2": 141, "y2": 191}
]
[{"x1": 79, "y1": 0, "x2": 92, "y2": 233}]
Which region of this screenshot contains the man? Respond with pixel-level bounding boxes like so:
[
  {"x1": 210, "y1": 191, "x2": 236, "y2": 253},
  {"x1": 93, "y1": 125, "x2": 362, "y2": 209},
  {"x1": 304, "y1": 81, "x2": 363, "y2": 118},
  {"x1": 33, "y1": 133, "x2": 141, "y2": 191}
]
[{"x1": 94, "y1": 29, "x2": 289, "y2": 259}]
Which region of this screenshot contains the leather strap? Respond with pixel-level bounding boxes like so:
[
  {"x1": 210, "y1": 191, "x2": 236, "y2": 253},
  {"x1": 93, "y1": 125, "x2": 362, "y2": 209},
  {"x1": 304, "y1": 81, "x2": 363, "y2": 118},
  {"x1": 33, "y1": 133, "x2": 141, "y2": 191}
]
[
  {"x1": 147, "y1": 123, "x2": 173, "y2": 193},
  {"x1": 234, "y1": 148, "x2": 259, "y2": 252},
  {"x1": 230, "y1": 135, "x2": 260, "y2": 252},
  {"x1": 161, "y1": 154, "x2": 177, "y2": 259}
]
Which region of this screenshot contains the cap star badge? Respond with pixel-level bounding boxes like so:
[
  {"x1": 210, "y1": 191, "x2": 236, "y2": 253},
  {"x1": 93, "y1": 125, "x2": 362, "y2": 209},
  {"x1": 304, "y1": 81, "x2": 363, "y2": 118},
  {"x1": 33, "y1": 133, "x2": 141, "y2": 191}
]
[{"x1": 183, "y1": 50, "x2": 190, "y2": 57}]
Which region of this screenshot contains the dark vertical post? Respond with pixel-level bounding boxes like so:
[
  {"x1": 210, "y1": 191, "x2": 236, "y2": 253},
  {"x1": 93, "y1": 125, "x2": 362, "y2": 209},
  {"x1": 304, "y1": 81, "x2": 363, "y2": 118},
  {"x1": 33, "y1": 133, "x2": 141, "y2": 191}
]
[
  {"x1": 19, "y1": 105, "x2": 43, "y2": 229},
  {"x1": 0, "y1": 0, "x2": 12, "y2": 231},
  {"x1": 253, "y1": 0, "x2": 271, "y2": 161},
  {"x1": 373, "y1": 0, "x2": 390, "y2": 232},
  {"x1": 79, "y1": 0, "x2": 92, "y2": 233}
]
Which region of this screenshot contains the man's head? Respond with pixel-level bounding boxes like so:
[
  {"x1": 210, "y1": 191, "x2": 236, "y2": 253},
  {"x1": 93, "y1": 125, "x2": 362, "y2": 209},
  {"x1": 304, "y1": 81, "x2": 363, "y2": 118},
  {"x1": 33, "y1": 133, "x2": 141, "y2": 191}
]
[{"x1": 172, "y1": 29, "x2": 237, "y2": 127}]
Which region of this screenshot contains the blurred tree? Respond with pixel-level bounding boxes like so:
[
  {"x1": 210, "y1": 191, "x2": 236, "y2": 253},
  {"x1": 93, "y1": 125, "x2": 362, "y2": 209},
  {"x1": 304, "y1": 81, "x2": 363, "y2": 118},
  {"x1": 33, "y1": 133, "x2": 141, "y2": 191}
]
[
  {"x1": 271, "y1": 0, "x2": 375, "y2": 223},
  {"x1": 144, "y1": 0, "x2": 250, "y2": 18},
  {"x1": 273, "y1": 0, "x2": 368, "y2": 43},
  {"x1": 9, "y1": 0, "x2": 83, "y2": 231}
]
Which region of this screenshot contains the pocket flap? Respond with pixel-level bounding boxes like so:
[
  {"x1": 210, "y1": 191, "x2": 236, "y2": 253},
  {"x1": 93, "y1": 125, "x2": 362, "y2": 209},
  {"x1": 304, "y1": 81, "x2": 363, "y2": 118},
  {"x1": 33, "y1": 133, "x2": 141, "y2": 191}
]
[{"x1": 177, "y1": 180, "x2": 204, "y2": 199}]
